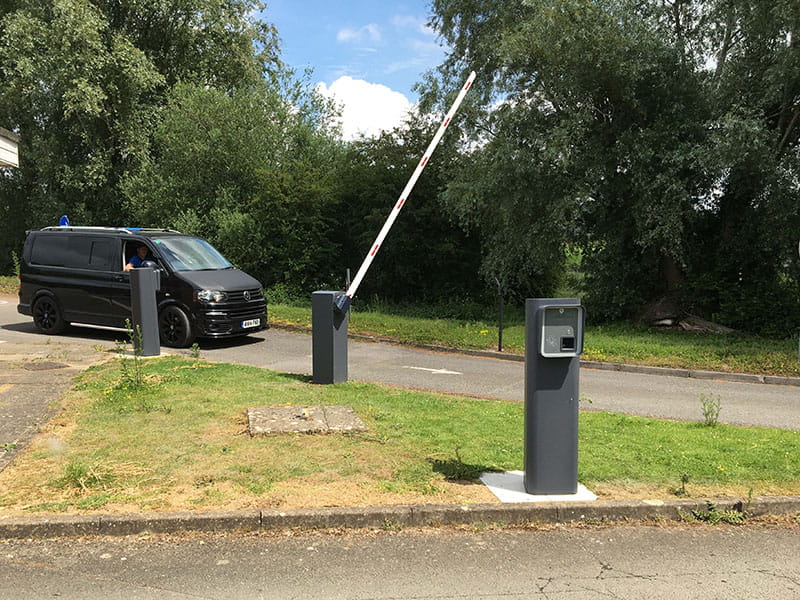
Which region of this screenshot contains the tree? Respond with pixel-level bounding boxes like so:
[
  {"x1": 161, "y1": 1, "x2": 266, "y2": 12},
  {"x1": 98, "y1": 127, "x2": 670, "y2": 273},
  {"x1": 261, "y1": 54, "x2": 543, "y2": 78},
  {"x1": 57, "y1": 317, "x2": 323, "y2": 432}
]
[
  {"x1": 0, "y1": 0, "x2": 163, "y2": 255},
  {"x1": 423, "y1": 0, "x2": 710, "y2": 314},
  {"x1": 421, "y1": 0, "x2": 799, "y2": 332},
  {"x1": 122, "y1": 81, "x2": 344, "y2": 291},
  {"x1": 0, "y1": 0, "x2": 280, "y2": 272},
  {"x1": 678, "y1": 1, "x2": 800, "y2": 335}
]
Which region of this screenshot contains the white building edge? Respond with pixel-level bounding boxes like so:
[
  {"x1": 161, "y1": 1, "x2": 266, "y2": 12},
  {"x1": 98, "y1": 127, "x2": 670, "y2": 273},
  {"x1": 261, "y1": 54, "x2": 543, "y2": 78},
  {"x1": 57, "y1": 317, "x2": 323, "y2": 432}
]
[{"x1": 0, "y1": 127, "x2": 19, "y2": 168}]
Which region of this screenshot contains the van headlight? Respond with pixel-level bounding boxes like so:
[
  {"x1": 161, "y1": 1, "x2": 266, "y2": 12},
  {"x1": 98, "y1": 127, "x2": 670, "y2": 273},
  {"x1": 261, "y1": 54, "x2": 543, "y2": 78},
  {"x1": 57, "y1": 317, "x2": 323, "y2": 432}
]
[{"x1": 195, "y1": 289, "x2": 227, "y2": 303}]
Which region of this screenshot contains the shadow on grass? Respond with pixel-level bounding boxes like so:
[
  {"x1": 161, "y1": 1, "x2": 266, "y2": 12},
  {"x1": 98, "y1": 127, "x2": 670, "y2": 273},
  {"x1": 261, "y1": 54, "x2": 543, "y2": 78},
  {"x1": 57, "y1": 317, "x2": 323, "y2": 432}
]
[
  {"x1": 280, "y1": 372, "x2": 313, "y2": 384},
  {"x1": 429, "y1": 457, "x2": 500, "y2": 482}
]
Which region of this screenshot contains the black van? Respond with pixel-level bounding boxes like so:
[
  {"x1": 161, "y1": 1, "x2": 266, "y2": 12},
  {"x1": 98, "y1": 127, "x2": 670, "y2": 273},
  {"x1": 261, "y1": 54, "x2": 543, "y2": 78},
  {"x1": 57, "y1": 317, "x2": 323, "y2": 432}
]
[{"x1": 17, "y1": 226, "x2": 268, "y2": 347}]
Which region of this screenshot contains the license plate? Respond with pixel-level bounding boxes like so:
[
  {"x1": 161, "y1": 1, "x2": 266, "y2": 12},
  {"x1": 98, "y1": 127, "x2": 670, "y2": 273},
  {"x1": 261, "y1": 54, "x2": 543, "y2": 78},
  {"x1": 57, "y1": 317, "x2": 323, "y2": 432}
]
[{"x1": 241, "y1": 319, "x2": 260, "y2": 329}]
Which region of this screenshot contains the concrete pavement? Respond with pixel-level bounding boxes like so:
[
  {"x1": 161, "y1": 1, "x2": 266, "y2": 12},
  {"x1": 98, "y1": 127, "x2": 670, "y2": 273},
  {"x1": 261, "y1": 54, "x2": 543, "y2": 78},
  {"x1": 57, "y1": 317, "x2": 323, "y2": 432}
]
[{"x1": 2, "y1": 523, "x2": 799, "y2": 599}]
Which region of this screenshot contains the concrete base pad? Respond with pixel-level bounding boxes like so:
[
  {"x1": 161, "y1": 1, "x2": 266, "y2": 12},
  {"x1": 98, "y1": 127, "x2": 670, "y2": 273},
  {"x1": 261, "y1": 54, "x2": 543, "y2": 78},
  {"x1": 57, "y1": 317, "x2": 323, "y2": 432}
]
[
  {"x1": 247, "y1": 405, "x2": 367, "y2": 436},
  {"x1": 480, "y1": 471, "x2": 597, "y2": 503}
]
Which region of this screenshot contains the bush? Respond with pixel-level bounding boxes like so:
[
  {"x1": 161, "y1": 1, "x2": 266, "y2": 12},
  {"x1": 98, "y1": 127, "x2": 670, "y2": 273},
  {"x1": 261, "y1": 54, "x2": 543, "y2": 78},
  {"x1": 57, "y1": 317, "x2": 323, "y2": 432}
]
[{"x1": 713, "y1": 281, "x2": 800, "y2": 338}]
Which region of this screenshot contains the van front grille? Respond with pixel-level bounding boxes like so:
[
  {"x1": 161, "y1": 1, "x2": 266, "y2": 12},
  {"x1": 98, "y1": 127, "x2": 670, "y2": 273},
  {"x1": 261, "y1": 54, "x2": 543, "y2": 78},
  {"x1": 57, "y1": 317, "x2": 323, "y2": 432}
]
[
  {"x1": 227, "y1": 289, "x2": 264, "y2": 303},
  {"x1": 226, "y1": 304, "x2": 267, "y2": 320}
]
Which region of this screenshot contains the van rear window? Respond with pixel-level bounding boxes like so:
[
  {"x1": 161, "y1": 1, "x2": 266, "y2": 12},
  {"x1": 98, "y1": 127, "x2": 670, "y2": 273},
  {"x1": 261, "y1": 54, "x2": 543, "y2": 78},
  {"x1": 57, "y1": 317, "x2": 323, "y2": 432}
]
[{"x1": 30, "y1": 235, "x2": 68, "y2": 266}]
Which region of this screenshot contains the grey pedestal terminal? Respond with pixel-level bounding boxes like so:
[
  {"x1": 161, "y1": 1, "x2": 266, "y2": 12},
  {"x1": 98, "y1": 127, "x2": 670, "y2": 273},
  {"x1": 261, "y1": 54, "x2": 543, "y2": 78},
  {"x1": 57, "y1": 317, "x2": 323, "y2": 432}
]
[
  {"x1": 524, "y1": 298, "x2": 584, "y2": 495},
  {"x1": 130, "y1": 267, "x2": 161, "y2": 357},
  {"x1": 312, "y1": 291, "x2": 349, "y2": 384}
]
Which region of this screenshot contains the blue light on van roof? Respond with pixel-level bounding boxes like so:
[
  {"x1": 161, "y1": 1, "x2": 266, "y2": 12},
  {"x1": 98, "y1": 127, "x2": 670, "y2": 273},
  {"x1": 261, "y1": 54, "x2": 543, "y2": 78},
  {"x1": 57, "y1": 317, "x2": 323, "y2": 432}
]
[
  {"x1": 125, "y1": 227, "x2": 142, "y2": 231},
  {"x1": 59, "y1": 215, "x2": 69, "y2": 226}
]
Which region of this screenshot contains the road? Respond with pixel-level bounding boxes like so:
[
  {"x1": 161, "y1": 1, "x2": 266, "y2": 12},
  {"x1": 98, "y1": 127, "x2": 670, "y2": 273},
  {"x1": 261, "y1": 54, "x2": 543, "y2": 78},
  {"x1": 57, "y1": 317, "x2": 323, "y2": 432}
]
[
  {"x1": 2, "y1": 523, "x2": 798, "y2": 599},
  {"x1": 2, "y1": 295, "x2": 798, "y2": 429}
]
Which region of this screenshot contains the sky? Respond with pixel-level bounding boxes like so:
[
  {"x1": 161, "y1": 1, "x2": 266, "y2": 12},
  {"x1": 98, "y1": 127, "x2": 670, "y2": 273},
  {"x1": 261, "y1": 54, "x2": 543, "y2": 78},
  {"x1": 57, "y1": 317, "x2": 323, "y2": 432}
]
[{"x1": 263, "y1": 1, "x2": 448, "y2": 140}]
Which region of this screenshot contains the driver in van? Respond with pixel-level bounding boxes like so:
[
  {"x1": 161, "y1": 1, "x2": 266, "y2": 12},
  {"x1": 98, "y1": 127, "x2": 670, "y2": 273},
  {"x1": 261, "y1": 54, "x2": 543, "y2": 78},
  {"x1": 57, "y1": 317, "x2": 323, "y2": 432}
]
[{"x1": 124, "y1": 243, "x2": 154, "y2": 271}]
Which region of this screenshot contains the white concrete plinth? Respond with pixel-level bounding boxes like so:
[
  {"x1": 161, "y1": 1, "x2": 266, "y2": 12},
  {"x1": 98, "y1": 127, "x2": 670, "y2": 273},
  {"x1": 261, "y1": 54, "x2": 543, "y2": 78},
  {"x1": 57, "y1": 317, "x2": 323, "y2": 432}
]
[{"x1": 480, "y1": 470, "x2": 597, "y2": 503}]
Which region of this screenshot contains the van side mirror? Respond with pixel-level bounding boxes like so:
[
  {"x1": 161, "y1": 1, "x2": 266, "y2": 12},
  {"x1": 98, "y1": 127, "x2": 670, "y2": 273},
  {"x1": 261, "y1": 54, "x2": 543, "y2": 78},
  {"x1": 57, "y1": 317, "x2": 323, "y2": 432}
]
[{"x1": 141, "y1": 260, "x2": 164, "y2": 275}]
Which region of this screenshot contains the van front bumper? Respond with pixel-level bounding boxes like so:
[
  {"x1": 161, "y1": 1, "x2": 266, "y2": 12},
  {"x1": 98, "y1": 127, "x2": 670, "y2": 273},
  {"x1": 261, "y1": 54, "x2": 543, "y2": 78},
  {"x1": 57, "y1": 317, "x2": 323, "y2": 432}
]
[{"x1": 196, "y1": 306, "x2": 268, "y2": 338}]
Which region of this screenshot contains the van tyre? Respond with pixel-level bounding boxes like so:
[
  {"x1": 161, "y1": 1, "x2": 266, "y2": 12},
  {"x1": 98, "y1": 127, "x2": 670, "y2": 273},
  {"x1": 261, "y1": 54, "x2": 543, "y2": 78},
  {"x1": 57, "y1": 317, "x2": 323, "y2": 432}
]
[
  {"x1": 32, "y1": 296, "x2": 66, "y2": 335},
  {"x1": 159, "y1": 305, "x2": 195, "y2": 348}
]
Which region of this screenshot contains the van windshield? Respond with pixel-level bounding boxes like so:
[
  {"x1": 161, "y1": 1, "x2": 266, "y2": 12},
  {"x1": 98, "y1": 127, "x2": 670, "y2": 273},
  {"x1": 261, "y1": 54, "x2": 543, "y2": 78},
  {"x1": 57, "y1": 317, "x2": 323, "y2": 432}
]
[{"x1": 152, "y1": 237, "x2": 233, "y2": 271}]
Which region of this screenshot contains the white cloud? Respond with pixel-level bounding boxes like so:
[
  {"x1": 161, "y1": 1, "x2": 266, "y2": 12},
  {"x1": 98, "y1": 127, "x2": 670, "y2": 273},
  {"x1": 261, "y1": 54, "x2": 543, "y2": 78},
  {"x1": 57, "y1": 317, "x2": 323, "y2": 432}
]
[
  {"x1": 386, "y1": 38, "x2": 445, "y2": 74},
  {"x1": 316, "y1": 77, "x2": 414, "y2": 140},
  {"x1": 390, "y1": 14, "x2": 432, "y2": 35},
  {"x1": 337, "y1": 23, "x2": 381, "y2": 44},
  {"x1": 409, "y1": 38, "x2": 441, "y2": 54}
]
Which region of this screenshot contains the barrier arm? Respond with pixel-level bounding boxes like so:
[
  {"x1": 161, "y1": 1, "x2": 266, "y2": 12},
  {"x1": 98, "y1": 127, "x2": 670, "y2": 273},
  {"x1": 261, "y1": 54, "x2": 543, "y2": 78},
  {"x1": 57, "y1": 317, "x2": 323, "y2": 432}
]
[{"x1": 334, "y1": 71, "x2": 477, "y2": 314}]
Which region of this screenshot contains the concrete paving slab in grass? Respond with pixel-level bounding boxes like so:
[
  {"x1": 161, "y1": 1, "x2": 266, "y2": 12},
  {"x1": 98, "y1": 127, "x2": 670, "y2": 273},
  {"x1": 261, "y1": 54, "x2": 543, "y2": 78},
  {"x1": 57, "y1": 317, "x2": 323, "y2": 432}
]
[{"x1": 247, "y1": 405, "x2": 368, "y2": 436}]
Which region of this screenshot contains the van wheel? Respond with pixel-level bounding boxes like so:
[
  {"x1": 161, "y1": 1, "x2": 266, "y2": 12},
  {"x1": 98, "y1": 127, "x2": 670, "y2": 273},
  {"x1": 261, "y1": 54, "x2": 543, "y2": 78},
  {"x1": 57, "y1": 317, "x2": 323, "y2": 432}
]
[
  {"x1": 159, "y1": 305, "x2": 195, "y2": 348},
  {"x1": 32, "y1": 296, "x2": 66, "y2": 335}
]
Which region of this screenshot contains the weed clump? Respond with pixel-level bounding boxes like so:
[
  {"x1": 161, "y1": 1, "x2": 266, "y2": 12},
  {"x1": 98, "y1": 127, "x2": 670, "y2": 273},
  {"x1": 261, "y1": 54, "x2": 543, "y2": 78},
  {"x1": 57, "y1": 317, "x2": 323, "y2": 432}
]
[
  {"x1": 673, "y1": 473, "x2": 691, "y2": 497},
  {"x1": 103, "y1": 320, "x2": 171, "y2": 413},
  {"x1": 54, "y1": 460, "x2": 114, "y2": 491},
  {"x1": 681, "y1": 501, "x2": 745, "y2": 525},
  {"x1": 700, "y1": 393, "x2": 722, "y2": 427}
]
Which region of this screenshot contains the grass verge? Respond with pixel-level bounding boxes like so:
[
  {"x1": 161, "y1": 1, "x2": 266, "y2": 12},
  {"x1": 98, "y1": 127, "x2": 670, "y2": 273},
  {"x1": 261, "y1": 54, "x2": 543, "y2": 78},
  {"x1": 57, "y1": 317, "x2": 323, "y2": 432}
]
[
  {"x1": 0, "y1": 357, "x2": 797, "y2": 515},
  {"x1": 270, "y1": 303, "x2": 800, "y2": 377}
]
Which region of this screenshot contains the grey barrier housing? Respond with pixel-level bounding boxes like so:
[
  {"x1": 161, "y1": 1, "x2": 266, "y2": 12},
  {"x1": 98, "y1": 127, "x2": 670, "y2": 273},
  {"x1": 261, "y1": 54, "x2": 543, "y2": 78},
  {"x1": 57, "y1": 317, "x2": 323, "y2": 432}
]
[
  {"x1": 129, "y1": 267, "x2": 161, "y2": 357},
  {"x1": 524, "y1": 298, "x2": 584, "y2": 495},
  {"x1": 312, "y1": 291, "x2": 349, "y2": 384}
]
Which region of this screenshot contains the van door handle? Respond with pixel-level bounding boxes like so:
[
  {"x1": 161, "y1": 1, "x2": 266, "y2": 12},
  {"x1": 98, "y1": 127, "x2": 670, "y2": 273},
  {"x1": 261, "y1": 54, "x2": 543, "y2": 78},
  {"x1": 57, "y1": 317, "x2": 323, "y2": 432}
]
[{"x1": 114, "y1": 274, "x2": 125, "y2": 282}]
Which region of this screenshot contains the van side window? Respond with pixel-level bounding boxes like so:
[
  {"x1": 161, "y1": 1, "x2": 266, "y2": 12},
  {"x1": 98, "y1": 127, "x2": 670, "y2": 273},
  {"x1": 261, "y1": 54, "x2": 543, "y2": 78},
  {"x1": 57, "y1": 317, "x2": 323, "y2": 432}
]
[
  {"x1": 125, "y1": 242, "x2": 136, "y2": 265},
  {"x1": 30, "y1": 234, "x2": 68, "y2": 266},
  {"x1": 30, "y1": 234, "x2": 115, "y2": 270},
  {"x1": 88, "y1": 240, "x2": 113, "y2": 270},
  {"x1": 64, "y1": 237, "x2": 89, "y2": 268}
]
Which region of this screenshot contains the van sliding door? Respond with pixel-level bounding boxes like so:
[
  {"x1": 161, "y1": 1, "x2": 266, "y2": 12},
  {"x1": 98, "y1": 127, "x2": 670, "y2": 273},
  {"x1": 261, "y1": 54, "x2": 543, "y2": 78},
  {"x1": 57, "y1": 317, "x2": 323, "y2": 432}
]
[{"x1": 62, "y1": 236, "x2": 118, "y2": 326}]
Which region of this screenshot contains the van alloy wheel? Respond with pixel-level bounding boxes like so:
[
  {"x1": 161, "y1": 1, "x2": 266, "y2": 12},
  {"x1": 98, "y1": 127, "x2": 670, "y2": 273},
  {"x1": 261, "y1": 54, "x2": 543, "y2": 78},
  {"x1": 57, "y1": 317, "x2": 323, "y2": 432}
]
[
  {"x1": 32, "y1": 296, "x2": 66, "y2": 335},
  {"x1": 158, "y1": 306, "x2": 195, "y2": 348}
]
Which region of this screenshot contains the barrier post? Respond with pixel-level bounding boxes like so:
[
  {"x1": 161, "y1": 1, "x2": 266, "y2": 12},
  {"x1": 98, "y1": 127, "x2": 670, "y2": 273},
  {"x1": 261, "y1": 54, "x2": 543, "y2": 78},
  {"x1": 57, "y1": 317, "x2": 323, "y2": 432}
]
[
  {"x1": 524, "y1": 298, "x2": 583, "y2": 494},
  {"x1": 130, "y1": 267, "x2": 161, "y2": 357},
  {"x1": 312, "y1": 291, "x2": 349, "y2": 384}
]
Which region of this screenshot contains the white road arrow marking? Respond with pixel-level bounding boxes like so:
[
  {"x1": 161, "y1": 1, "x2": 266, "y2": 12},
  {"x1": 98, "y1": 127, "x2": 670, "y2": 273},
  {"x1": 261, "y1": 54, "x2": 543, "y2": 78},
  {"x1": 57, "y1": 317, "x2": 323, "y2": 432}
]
[{"x1": 403, "y1": 366, "x2": 463, "y2": 375}]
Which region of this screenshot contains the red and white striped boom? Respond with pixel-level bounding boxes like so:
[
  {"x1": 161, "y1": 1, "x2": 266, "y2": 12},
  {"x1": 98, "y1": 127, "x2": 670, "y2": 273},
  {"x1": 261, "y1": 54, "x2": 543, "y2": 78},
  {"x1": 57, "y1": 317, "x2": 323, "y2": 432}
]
[{"x1": 335, "y1": 71, "x2": 476, "y2": 313}]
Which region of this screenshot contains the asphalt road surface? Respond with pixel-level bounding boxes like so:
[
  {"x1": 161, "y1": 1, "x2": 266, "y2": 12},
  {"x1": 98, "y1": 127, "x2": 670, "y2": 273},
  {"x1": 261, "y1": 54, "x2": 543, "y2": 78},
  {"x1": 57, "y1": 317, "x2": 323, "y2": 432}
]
[
  {"x1": 2, "y1": 524, "x2": 798, "y2": 599},
  {"x1": 2, "y1": 296, "x2": 798, "y2": 429}
]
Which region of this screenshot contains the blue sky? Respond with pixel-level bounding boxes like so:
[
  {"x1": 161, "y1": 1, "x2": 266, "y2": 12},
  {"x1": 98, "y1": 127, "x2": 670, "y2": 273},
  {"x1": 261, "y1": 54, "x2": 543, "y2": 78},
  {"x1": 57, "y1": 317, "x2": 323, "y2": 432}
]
[{"x1": 263, "y1": 1, "x2": 448, "y2": 138}]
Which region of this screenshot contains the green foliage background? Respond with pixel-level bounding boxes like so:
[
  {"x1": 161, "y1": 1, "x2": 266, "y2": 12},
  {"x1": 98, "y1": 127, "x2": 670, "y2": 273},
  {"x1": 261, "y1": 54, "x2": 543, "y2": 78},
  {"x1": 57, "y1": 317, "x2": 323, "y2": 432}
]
[
  {"x1": 1, "y1": 0, "x2": 798, "y2": 335},
  {"x1": 420, "y1": 0, "x2": 800, "y2": 335}
]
